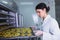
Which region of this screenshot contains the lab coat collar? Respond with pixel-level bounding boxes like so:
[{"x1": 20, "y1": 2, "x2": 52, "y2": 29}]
[{"x1": 43, "y1": 14, "x2": 51, "y2": 24}]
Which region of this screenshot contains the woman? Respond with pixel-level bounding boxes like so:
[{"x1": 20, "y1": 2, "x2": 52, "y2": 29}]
[{"x1": 34, "y1": 3, "x2": 60, "y2": 40}]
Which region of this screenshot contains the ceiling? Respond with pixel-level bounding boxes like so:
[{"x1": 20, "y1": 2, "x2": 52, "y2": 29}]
[{"x1": 14, "y1": 0, "x2": 60, "y2": 5}]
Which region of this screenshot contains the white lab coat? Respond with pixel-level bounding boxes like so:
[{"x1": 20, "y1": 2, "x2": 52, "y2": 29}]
[{"x1": 41, "y1": 15, "x2": 60, "y2": 40}]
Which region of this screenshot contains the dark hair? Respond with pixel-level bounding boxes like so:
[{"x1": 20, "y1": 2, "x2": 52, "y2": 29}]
[{"x1": 35, "y1": 3, "x2": 50, "y2": 12}]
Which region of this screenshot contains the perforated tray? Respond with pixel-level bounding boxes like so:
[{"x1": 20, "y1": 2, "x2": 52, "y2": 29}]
[{"x1": 0, "y1": 27, "x2": 35, "y2": 39}]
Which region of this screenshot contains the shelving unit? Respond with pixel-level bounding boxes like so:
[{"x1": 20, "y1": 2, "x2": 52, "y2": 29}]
[
  {"x1": 0, "y1": 12, "x2": 16, "y2": 26},
  {"x1": 0, "y1": 3, "x2": 17, "y2": 28}
]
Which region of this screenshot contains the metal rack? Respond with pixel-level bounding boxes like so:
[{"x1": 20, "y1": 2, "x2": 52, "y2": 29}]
[
  {"x1": 0, "y1": 36, "x2": 40, "y2": 40},
  {"x1": 18, "y1": 14, "x2": 23, "y2": 27},
  {"x1": 0, "y1": 10, "x2": 16, "y2": 26},
  {"x1": 0, "y1": 2, "x2": 17, "y2": 27}
]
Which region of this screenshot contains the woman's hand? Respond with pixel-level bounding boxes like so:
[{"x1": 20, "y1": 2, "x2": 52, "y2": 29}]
[
  {"x1": 31, "y1": 26, "x2": 43, "y2": 36},
  {"x1": 35, "y1": 30, "x2": 43, "y2": 36}
]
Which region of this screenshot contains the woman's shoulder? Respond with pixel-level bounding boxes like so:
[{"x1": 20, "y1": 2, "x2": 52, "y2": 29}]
[{"x1": 50, "y1": 17, "x2": 58, "y2": 25}]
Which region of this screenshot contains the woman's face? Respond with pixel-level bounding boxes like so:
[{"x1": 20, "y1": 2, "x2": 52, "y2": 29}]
[{"x1": 36, "y1": 9, "x2": 46, "y2": 18}]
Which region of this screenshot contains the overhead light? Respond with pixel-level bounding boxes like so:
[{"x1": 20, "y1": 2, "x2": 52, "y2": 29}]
[
  {"x1": 20, "y1": 2, "x2": 33, "y2": 5},
  {"x1": 2, "y1": 1, "x2": 8, "y2": 4}
]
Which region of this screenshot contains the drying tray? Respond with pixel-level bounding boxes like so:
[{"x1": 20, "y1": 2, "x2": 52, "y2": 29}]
[
  {"x1": 0, "y1": 27, "x2": 36, "y2": 39},
  {"x1": 0, "y1": 36, "x2": 37, "y2": 39}
]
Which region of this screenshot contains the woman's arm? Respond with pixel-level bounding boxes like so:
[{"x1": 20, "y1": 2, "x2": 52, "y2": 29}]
[{"x1": 43, "y1": 20, "x2": 60, "y2": 40}]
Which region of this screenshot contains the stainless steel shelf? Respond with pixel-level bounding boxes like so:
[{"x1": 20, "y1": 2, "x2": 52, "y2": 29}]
[
  {"x1": 0, "y1": 27, "x2": 10, "y2": 32},
  {"x1": 9, "y1": 18, "x2": 15, "y2": 19},
  {"x1": 0, "y1": 22, "x2": 9, "y2": 26},
  {"x1": 0, "y1": 12, "x2": 15, "y2": 17},
  {"x1": 9, "y1": 22, "x2": 15, "y2": 24},
  {"x1": 0, "y1": 36, "x2": 37, "y2": 39},
  {"x1": 0, "y1": 17, "x2": 15, "y2": 20},
  {"x1": 0, "y1": 2, "x2": 16, "y2": 12},
  {"x1": 0, "y1": 17, "x2": 8, "y2": 19},
  {"x1": 0, "y1": 26, "x2": 16, "y2": 32}
]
